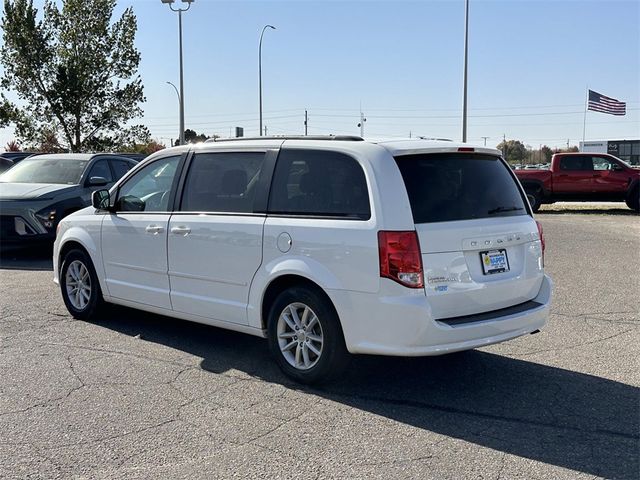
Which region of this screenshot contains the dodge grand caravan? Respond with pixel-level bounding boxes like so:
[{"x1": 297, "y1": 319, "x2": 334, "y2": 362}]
[{"x1": 53, "y1": 137, "x2": 552, "y2": 383}]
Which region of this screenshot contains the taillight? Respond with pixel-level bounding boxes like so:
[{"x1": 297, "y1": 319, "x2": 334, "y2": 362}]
[
  {"x1": 378, "y1": 231, "x2": 424, "y2": 288},
  {"x1": 536, "y1": 221, "x2": 545, "y2": 264},
  {"x1": 457, "y1": 147, "x2": 475, "y2": 152}
]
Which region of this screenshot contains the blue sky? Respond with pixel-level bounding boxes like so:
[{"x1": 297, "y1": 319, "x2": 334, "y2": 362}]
[{"x1": 1, "y1": 0, "x2": 639, "y2": 150}]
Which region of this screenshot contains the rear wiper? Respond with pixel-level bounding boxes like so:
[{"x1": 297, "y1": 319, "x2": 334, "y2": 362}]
[{"x1": 487, "y1": 206, "x2": 524, "y2": 215}]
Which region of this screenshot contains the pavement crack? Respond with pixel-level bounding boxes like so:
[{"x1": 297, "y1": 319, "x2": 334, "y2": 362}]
[
  {"x1": 0, "y1": 354, "x2": 85, "y2": 417},
  {"x1": 510, "y1": 328, "x2": 636, "y2": 357},
  {"x1": 495, "y1": 452, "x2": 507, "y2": 480},
  {"x1": 322, "y1": 391, "x2": 639, "y2": 442},
  {"x1": 244, "y1": 397, "x2": 324, "y2": 446},
  {"x1": 38, "y1": 341, "x2": 193, "y2": 368}
]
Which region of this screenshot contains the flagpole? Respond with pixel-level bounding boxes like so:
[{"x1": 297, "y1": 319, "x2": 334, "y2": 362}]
[{"x1": 582, "y1": 87, "x2": 589, "y2": 143}]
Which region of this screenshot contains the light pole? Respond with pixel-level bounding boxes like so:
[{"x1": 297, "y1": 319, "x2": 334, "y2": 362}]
[
  {"x1": 161, "y1": 0, "x2": 194, "y2": 146},
  {"x1": 461, "y1": 0, "x2": 469, "y2": 143},
  {"x1": 166, "y1": 81, "x2": 180, "y2": 145},
  {"x1": 259, "y1": 25, "x2": 276, "y2": 136}
]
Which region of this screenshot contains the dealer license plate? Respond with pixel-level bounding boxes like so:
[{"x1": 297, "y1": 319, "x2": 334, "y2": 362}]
[{"x1": 480, "y1": 249, "x2": 509, "y2": 275}]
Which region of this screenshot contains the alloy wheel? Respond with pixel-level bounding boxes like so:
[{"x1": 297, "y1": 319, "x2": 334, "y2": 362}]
[
  {"x1": 276, "y1": 302, "x2": 324, "y2": 370},
  {"x1": 65, "y1": 260, "x2": 91, "y2": 311}
]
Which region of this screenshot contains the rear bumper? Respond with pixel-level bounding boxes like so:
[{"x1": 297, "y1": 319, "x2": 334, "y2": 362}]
[{"x1": 331, "y1": 274, "x2": 552, "y2": 356}]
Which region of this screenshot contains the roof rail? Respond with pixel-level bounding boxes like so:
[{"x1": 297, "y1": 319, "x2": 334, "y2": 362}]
[{"x1": 204, "y1": 135, "x2": 364, "y2": 143}]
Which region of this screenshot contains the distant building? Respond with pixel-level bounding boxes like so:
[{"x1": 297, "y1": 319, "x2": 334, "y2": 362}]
[{"x1": 579, "y1": 139, "x2": 640, "y2": 165}]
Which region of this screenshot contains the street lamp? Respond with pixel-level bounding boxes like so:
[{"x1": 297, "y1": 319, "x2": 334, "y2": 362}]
[
  {"x1": 461, "y1": 0, "x2": 469, "y2": 143},
  {"x1": 161, "y1": 0, "x2": 194, "y2": 146},
  {"x1": 259, "y1": 25, "x2": 276, "y2": 136},
  {"x1": 166, "y1": 82, "x2": 180, "y2": 145}
]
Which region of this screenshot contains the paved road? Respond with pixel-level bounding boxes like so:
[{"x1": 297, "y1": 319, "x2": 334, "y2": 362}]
[{"x1": 1, "y1": 209, "x2": 638, "y2": 479}]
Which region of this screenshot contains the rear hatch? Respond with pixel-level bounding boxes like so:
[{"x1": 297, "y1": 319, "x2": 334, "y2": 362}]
[{"x1": 395, "y1": 152, "x2": 544, "y2": 320}]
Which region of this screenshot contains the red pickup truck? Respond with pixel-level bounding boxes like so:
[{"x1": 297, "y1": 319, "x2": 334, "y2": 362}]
[{"x1": 515, "y1": 153, "x2": 640, "y2": 212}]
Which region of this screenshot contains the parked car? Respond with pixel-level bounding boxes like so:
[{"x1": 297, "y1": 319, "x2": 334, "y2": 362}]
[
  {"x1": 0, "y1": 153, "x2": 137, "y2": 248},
  {"x1": 53, "y1": 137, "x2": 552, "y2": 383},
  {"x1": 112, "y1": 152, "x2": 147, "y2": 163},
  {"x1": 0, "y1": 156, "x2": 14, "y2": 174},
  {"x1": 0, "y1": 151, "x2": 39, "y2": 164},
  {"x1": 515, "y1": 152, "x2": 640, "y2": 211}
]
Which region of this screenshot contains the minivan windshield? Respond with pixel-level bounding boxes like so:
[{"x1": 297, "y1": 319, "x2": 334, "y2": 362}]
[
  {"x1": 0, "y1": 158, "x2": 88, "y2": 185},
  {"x1": 395, "y1": 153, "x2": 528, "y2": 223}
]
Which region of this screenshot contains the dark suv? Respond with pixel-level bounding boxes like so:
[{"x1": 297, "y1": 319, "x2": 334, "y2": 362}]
[{"x1": 0, "y1": 153, "x2": 136, "y2": 249}]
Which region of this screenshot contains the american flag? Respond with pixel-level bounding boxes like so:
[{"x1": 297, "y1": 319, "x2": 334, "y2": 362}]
[{"x1": 588, "y1": 90, "x2": 626, "y2": 116}]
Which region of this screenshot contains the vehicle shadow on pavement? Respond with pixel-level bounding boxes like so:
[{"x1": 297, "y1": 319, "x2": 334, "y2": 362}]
[
  {"x1": 0, "y1": 247, "x2": 53, "y2": 271},
  {"x1": 97, "y1": 307, "x2": 638, "y2": 479}
]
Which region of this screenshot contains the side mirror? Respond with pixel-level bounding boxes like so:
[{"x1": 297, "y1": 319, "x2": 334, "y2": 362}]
[
  {"x1": 612, "y1": 164, "x2": 623, "y2": 171},
  {"x1": 116, "y1": 195, "x2": 145, "y2": 212},
  {"x1": 92, "y1": 189, "x2": 111, "y2": 210},
  {"x1": 88, "y1": 176, "x2": 108, "y2": 186}
]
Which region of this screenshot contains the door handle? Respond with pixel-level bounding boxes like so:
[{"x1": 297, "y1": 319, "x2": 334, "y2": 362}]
[
  {"x1": 592, "y1": 173, "x2": 600, "y2": 177},
  {"x1": 145, "y1": 225, "x2": 164, "y2": 234},
  {"x1": 171, "y1": 226, "x2": 191, "y2": 235}
]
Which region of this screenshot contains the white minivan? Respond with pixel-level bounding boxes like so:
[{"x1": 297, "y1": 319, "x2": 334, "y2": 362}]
[{"x1": 53, "y1": 137, "x2": 552, "y2": 383}]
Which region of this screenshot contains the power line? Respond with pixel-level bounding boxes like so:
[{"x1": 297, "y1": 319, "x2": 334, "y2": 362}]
[{"x1": 312, "y1": 108, "x2": 639, "y2": 120}]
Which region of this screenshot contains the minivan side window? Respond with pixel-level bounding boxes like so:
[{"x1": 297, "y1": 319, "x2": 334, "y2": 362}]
[
  {"x1": 180, "y1": 152, "x2": 265, "y2": 213},
  {"x1": 268, "y1": 149, "x2": 370, "y2": 220},
  {"x1": 116, "y1": 156, "x2": 180, "y2": 212}
]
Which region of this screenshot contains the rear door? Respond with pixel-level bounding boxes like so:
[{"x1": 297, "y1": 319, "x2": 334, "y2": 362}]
[
  {"x1": 394, "y1": 153, "x2": 544, "y2": 319},
  {"x1": 167, "y1": 150, "x2": 272, "y2": 325},
  {"x1": 554, "y1": 155, "x2": 594, "y2": 193}
]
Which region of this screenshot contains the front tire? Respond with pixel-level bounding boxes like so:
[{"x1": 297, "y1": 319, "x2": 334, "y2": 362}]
[
  {"x1": 60, "y1": 249, "x2": 104, "y2": 320},
  {"x1": 625, "y1": 185, "x2": 639, "y2": 212},
  {"x1": 267, "y1": 286, "x2": 350, "y2": 384}
]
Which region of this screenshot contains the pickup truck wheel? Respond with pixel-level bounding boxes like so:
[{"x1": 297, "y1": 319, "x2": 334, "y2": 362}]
[
  {"x1": 526, "y1": 190, "x2": 542, "y2": 212},
  {"x1": 267, "y1": 286, "x2": 350, "y2": 384},
  {"x1": 625, "y1": 186, "x2": 639, "y2": 212}
]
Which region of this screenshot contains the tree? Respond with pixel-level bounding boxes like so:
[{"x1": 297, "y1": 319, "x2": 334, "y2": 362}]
[
  {"x1": 496, "y1": 139, "x2": 527, "y2": 163},
  {"x1": 5, "y1": 140, "x2": 20, "y2": 152},
  {"x1": 126, "y1": 139, "x2": 165, "y2": 156},
  {"x1": 540, "y1": 145, "x2": 553, "y2": 163},
  {"x1": 174, "y1": 129, "x2": 210, "y2": 145},
  {"x1": 1, "y1": 0, "x2": 147, "y2": 152},
  {"x1": 29, "y1": 127, "x2": 65, "y2": 153}
]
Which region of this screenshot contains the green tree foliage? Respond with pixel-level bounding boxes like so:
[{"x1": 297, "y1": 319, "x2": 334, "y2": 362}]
[
  {"x1": 496, "y1": 139, "x2": 527, "y2": 162},
  {"x1": 1, "y1": 0, "x2": 147, "y2": 152},
  {"x1": 175, "y1": 129, "x2": 210, "y2": 145},
  {"x1": 126, "y1": 139, "x2": 165, "y2": 156},
  {"x1": 540, "y1": 145, "x2": 553, "y2": 163}
]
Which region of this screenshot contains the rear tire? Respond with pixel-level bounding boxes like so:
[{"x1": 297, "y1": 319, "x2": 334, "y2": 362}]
[
  {"x1": 60, "y1": 249, "x2": 105, "y2": 320},
  {"x1": 625, "y1": 186, "x2": 639, "y2": 212},
  {"x1": 526, "y1": 189, "x2": 542, "y2": 212},
  {"x1": 267, "y1": 286, "x2": 350, "y2": 384}
]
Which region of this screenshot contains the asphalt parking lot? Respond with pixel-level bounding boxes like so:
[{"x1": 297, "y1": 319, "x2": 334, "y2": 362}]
[{"x1": 1, "y1": 204, "x2": 638, "y2": 479}]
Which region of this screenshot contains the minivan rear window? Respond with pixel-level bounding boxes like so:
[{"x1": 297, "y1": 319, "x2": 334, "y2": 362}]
[{"x1": 394, "y1": 153, "x2": 528, "y2": 224}]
